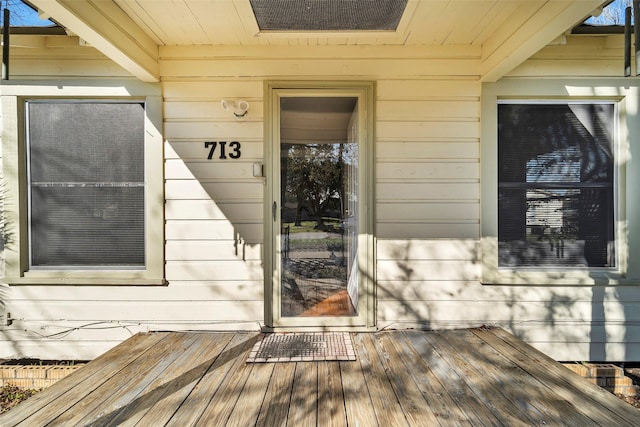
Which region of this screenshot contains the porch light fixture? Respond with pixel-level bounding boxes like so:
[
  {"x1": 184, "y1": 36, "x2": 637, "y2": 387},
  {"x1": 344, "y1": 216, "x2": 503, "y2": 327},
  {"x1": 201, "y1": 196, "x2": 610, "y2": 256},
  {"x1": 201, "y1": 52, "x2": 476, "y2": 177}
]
[{"x1": 221, "y1": 99, "x2": 250, "y2": 118}]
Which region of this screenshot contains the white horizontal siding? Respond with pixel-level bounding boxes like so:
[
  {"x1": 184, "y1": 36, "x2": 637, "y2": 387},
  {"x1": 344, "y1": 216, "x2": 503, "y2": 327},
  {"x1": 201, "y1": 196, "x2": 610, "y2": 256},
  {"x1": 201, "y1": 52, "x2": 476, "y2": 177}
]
[
  {"x1": 165, "y1": 200, "x2": 263, "y2": 221},
  {"x1": 9, "y1": 40, "x2": 131, "y2": 79},
  {"x1": 376, "y1": 275, "x2": 640, "y2": 361},
  {"x1": 160, "y1": 58, "x2": 481, "y2": 79},
  {"x1": 376, "y1": 78, "x2": 481, "y2": 246},
  {"x1": 160, "y1": 66, "x2": 266, "y2": 339},
  {"x1": 508, "y1": 34, "x2": 624, "y2": 78},
  {"x1": 3, "y1": 41, "x2": 639, "y2": 362},
  {"x1": 165, "y1": 141, "x2": 263, "y2": 160}
]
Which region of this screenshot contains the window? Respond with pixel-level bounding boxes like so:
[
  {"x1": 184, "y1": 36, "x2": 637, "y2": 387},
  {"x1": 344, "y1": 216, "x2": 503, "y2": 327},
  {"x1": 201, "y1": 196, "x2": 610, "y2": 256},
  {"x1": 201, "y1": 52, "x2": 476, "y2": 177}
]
[
  {"x1": 1, "y1": 89, "x2": 164, "y2": 285},
  {"x1": 27, "y1": 101, "x2": 145, "y2": 268},
  {"x1": 497, "y1": 102, "x2": 615, "y2": 269}
]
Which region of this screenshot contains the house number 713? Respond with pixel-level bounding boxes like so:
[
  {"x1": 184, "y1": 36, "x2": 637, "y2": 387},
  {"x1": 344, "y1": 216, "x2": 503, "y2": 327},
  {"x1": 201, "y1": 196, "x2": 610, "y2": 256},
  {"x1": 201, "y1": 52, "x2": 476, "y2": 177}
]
[{"x1": 204, "y1": 141, "x2": 241, "y2": 159}]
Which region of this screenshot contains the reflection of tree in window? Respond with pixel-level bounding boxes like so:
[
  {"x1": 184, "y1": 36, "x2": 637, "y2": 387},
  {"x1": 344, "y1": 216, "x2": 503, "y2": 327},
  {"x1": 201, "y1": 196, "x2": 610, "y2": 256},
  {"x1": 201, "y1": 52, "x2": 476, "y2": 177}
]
[
  {"x1": 285, "y1": 143, "x2": 353, "y2": 230},
  {"x1": 498, "y1": 103, "x2": 614, "y2": 268}
]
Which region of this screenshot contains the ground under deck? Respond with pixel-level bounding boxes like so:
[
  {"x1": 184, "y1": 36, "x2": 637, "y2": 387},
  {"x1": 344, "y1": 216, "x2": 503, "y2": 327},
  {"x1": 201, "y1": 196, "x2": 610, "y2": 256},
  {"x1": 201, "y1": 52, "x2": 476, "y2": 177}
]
[{"x1": 1, "y1": 328, "x2": 640, "y2": 426}]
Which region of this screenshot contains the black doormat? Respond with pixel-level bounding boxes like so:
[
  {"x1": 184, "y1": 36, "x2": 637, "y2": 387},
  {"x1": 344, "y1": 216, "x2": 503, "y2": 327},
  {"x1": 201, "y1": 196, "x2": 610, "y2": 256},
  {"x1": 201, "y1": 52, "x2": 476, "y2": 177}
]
[{"x1": 246, "y1": 332, "x2": 356, "y2": 363}]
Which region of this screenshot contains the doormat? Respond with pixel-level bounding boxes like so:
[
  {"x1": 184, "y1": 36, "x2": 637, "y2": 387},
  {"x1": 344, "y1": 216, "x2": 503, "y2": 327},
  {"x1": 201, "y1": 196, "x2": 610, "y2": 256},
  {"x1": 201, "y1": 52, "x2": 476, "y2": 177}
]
[{"x1": 246, "y1": 332, "x2": 356, "y2": 362}]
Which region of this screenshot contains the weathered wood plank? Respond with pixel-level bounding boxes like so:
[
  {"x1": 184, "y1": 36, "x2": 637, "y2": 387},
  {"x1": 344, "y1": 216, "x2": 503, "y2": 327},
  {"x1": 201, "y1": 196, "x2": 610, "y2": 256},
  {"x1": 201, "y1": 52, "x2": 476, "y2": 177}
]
[
  {"x1": 475, "y1": 328, "x2": 640, "y2": 426},
  {"x1": 339, "y1": 358, "x2": 378, "y2": 425},
  {"x1": 443, "y1": 330, "x2": 572, "y2": 426},
  {"x1": 191, "y1": 337, "x2": 257, "y2": 426},
  {"x1": 12, "y1": 333, "x2": 179, "y2": 426},
  {"x1": 165, "y1": 333, "x2": 259, "y2": 426},
  {"x1": 3, "y1": 329, "x2": 638, "y2": 427},
  {"x1": 422, "y1": 330, "x2": 527, "y2": 426},
  {"x1": 317, "y1": 361, "x2": 347, "y2": 427},
  {"x1": 0, "y1": 332, "x2": 167, "y2": 427},
  {"x1": 255, "y1": 362, "x2": 296, "y2": 426},
  {"x1": 357, "y1": 333, "x2": 409, "y2": 426},
  {"x1": 226, "y1": 362, "x2": 275, "y2": 426},
  {"x1": 53, "y1": 333, "x2": 199, "y2": 426},
  {"x1": 109, "y1": 333, "x2": 235, "y2": 426},
  {"x1": 287, "y1": 363, "x2": 318, "y2": 427},
  {"x1": 371, "y1": 333, "x2": 441, "y2": 426},
  {"x1": 403, "y1": 331, "x2": 504, "y2": 426},
  {"x1": 393, "y1": 331, "x2": 473, "y2": 426},
  {"x1": 450, "y1": 329, "x2": 593, "y2": 426}
]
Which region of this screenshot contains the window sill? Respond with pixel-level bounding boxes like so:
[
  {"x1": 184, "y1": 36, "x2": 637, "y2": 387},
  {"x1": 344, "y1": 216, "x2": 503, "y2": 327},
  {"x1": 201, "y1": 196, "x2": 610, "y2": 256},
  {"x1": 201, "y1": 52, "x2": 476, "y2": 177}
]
[
  {"x1": 482, "y1": 270, "x2": 640, "y2": 286},
  {"x1": 2, "y1": 276, "x2": 168, "y2": 286}
]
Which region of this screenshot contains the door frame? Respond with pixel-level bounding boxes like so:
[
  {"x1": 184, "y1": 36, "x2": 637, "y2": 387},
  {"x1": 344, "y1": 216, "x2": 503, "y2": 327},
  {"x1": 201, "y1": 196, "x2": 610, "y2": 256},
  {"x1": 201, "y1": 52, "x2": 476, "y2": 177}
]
[{"x1": 263, "y1": 81, "x2": 376, "y2": 331}]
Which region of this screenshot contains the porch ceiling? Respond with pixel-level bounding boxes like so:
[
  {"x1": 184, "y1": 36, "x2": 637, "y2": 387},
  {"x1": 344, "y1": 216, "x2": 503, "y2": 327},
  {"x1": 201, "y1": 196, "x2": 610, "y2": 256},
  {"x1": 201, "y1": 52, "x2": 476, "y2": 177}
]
[{"x1": 28, "y1": 0, "x2": 607, "y2": 82}]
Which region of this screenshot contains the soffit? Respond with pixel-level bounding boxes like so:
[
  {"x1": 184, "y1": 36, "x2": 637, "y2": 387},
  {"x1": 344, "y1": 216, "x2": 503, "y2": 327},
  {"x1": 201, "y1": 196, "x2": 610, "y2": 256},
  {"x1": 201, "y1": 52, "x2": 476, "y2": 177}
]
[
  {"x1": 111, "y1": 0, "x2": 600, "y2": 47},
  {"x1": 27, "y1": 0, "x2": 608, "y2": 82}
]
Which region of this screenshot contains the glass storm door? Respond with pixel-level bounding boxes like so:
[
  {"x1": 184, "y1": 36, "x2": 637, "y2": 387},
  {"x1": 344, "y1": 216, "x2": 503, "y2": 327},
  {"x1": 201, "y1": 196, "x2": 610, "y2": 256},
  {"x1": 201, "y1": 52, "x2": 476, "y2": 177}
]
[{"x1": 271, "y1": 89, "x2": 369, "y2": 328}]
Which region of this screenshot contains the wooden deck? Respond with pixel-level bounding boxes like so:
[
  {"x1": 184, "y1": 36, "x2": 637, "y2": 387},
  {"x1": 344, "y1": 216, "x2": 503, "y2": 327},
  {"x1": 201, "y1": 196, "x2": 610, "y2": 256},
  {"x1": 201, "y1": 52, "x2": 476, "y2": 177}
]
[{"x1": 2, "y1": 328, "x2": 640, "y2": 426}]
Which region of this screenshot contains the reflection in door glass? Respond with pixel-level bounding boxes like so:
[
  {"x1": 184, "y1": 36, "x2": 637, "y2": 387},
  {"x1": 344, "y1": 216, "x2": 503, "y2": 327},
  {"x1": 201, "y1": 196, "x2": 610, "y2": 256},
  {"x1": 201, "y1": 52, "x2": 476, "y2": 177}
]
[{"x1": 280, "y1": 97, "x2": 359, "y2": 317}]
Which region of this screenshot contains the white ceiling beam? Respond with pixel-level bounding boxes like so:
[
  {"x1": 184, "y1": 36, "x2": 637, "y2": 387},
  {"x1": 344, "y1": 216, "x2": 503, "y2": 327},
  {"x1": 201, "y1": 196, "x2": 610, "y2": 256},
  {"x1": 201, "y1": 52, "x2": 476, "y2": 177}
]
[
  {"x1": 481, "y1": 0, "x2": 606, "y2": 82},
  {"x1": 29, "y1": 0, "x2": 159, "y2": 82}
]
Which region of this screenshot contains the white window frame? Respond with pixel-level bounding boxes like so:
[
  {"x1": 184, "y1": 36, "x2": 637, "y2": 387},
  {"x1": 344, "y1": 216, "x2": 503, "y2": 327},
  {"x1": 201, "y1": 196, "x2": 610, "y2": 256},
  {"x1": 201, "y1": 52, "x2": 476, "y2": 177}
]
[
  {"x1": 1, "y1": 82, "x2": 165, "y2": 285},
  {"x1": 481, "y1": 79, "x2": 639, "y2": 286}
]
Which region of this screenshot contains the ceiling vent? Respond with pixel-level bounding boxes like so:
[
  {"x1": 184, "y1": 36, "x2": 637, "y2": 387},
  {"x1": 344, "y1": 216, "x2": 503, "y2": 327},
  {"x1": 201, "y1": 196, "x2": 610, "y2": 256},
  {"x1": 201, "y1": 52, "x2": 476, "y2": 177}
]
[{"x1": 250, "y1": 0, "x2": 408, "y2": 31}]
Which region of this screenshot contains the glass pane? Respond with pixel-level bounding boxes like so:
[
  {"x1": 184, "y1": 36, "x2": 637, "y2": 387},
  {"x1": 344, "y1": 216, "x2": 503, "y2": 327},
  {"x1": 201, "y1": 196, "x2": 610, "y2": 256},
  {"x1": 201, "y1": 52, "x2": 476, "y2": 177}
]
[
  {"x1": 499, "y1": 188, "x2": 613, "y2": 267},
  {"x1": 31, "y1": 187, "x2": 145, "y2": 266},
  {"x1": 280, "y1": 97, "x2": 358, "y2": 317},
  {"x1": 498, "y1": 103, "x2": 615, "y2": 268},
  {"x1": 28, "y1": 101, "x2": 145, "y2": 268}
]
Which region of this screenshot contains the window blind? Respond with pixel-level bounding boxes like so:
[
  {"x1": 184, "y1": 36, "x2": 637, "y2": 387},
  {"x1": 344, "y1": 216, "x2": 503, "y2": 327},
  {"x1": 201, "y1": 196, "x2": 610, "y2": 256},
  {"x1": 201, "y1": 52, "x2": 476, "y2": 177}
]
[
  {"x1": 497, "y1": 103, "x2": 615, "y2": 268},
  {"x1": 28, "y1": 101, "x2": 145, "y2": 267}
]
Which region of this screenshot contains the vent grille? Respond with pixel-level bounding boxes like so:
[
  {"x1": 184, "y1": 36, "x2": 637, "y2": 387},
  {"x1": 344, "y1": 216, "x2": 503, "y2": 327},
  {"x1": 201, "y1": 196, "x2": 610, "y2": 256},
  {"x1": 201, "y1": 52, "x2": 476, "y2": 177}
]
[{"x1": 250, "y1": 0, "x2": 407, "y2": 31}]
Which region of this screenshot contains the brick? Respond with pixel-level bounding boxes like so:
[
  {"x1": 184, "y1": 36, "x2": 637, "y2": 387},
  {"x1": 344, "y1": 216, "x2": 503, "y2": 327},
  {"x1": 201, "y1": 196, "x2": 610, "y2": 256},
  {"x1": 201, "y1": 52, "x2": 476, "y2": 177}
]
[
  {"x1": 563, "y1": 364, "x2": 590, "y2": 376},
  {"x1": 0, "y1": 366, "x2": 17, "y2": 379},
  {"x1": 612, "y1": 385, "x2": 640, "y2": 397},
  {"x1": 15, "y1": 366, "x2": 47, "y2": 379},
  {"x1": 1, "y1": 364, "x2": 85, "y2": 390},
  {"x1": 607, "y1": 376, "x2": 634, "y2": 387},
  {"x1": 46, "y1": 366, "x2": 82, "y2": 380},
  {"x1": 587, "y1": 364, "x2": 623, "y2": 378}
]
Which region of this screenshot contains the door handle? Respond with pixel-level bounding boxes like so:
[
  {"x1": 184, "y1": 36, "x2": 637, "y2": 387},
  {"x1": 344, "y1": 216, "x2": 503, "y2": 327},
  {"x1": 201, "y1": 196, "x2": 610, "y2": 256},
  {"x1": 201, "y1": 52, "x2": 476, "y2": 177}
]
[{"x1": 273, "y1": 201, "x2": 277, "y2": 222}]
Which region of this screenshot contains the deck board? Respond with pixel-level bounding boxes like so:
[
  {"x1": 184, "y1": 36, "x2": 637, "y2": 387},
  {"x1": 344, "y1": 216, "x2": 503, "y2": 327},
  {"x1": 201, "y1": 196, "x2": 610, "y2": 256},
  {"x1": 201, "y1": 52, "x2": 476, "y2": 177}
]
[
  {"x1": 356, "y1": 333, "x2": 409, "y2": 426},
  {"x1": 371, "y1": 333, "x2": 441, "y2": 426},
  {"x1": 191, "y1": 336, "x2": 257, "y2": 426},
  {"x1": 2, "y1": 328, "x2": 640, "y2": 426},
  {"x1": 288, "y1": 362, "x2": 318, "y2": 426},
  {"x1": 475, "y1": 327, "x2": 640, "y2": 426},
  {"x1": 107, "y1": 332, "x2": 234, "y2": 426},
  {"x1": 339, "y1": 356, "x2": 378, "y2": 425},
  {"x1": 57, "y1": 333, "x2": 195, "y2": 426},
  {"x1": 255, "y1": 362, "x2": 295, "y2": 426},
  {"x1": 425, "y1": 330, "x2": 537, "y2": 426},
  {"x1": 165, "y1": 333, "x2": 257, "y2": 426},
  {"x1": 0, "y1": 332, "x2": 167, "y2": 426},
  {"x1": 405, "y1": 330, "x2": 504, "y2": 426},
  {"x1": 396, "y1": 330, "x2": 472, "y2": 425},
  {"x1": 454, "y1": 329, "x2": 589, "y2": 426},
  {"x1": 317, "y1": 361, "x2": 346, "y2": 427},
  {"x1": 226, "y1": 362, "x2": 275, "y2": 427}
]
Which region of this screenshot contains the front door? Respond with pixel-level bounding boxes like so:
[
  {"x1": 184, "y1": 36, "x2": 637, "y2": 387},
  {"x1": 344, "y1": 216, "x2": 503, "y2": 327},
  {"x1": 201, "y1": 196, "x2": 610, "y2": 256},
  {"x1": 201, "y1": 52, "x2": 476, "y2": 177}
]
[{"x1": 266, "y1": 83, "x2": 374, "y2": 329}]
